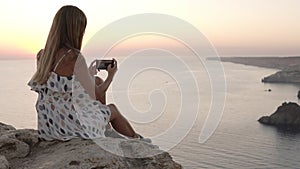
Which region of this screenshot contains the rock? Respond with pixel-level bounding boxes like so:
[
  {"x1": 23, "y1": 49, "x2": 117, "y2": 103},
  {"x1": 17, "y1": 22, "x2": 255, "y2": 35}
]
[
  {"x1": 258, "y1": 116, "x2": 270, "y2": 124},
  {"x1": 0, "y1": 137, "x2": 30, "y2": 160},
  {"x1": 10, "y1": 138, "x2": 181, "y2": 169},
  {"x1": 0, "y1": 129, "x2": 38, "y2": 161},
  {"x1": 262, "y1": 70, "x2": 300, "y2": 83},
  {"x1": 298, "y1": 90, "x2": 300, "y2": 99},
  {"x1": 13, "y1": 129, "x2": 39, "y2": 147},
  {"x1": 0, "y1": 155, "x2": 9, "y2": 169},
  {"x1": 1, "y1": 129, "x2": 39, "y2": 147},
  {"x1": 0, "y1": 122, "x2": 15, "y2": 134},
  {"x1": 258, "y1": 102, "x2": 300, "y2": 129},
  {"x1": 0, "y1": 122, "x2": 182, "y2": 169},
  {"x1": 1, "y1": 129, "x2": 182, "y2": 169}
]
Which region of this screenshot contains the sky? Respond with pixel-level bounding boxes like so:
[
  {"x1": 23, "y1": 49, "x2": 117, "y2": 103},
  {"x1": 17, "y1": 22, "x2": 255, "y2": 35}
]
[{"x1": 0, "y1": 0, "x2": 300, "y2": 59}]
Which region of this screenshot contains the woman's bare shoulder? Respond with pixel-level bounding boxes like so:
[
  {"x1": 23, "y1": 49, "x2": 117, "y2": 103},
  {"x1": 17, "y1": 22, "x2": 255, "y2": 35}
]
[
  {"x1": 63, "y1": 49, "x2": 87, "y2": 73},
  {"x1": 65, "y1": 49, "x2": 83, "y2": 61}
]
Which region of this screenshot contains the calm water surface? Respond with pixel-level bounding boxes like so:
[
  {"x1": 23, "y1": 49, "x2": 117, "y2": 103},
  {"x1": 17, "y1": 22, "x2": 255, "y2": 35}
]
[{"x1": 0, "y1": 59, "x2": 299, "y2": 168}]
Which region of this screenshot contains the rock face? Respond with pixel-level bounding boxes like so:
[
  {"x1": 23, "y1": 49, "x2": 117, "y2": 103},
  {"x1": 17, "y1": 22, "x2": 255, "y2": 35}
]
[
  {"x1": 0, "y1": 155, "x2": 9, "y2": 169},
  {"x1": 0, "y1": 122, "x2": 181, "y2": 169},
  {"x1": 258, "y1": 102, "x2": 300, "y2": 129},
  {"x1": 261, "y1": 70, "x2": 300, "y2": 83},
  {"x1": 261, "y1": 64, "x2": 300, "y2": 84}
]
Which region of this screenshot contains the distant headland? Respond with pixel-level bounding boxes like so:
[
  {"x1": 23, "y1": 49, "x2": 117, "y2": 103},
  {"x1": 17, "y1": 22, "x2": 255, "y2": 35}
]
[{"x1": 208, "y1": 56, "x2": 300, "y2": 84}]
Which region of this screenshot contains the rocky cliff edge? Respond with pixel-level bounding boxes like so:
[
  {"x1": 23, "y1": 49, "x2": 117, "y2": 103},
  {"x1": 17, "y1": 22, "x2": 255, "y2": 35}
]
[{"x1": 0, "y1": 122, "x2": 181, "y2": 169}]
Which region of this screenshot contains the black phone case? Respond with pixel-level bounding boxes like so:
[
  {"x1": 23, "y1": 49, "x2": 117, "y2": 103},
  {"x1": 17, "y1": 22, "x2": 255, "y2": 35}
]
[{"x1": 96, "y1": 60, "x2": 114, "y2": 70}]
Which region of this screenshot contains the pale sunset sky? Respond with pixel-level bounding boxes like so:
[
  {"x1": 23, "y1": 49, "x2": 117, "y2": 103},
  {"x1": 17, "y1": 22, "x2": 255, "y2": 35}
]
[{"x1": 0, "y1": 0, "x2": 299, "y2": 59}]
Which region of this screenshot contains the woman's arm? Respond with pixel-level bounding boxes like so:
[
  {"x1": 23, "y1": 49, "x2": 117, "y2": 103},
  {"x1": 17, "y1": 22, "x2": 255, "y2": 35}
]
[
  {"x1": 74, "y1": 54, "x2": 117, "y2": 100},
  {"x1": 73, "y1": 53, "x2": 97, "y2": 99},
  {"x1": 96, "y1": 59, "x2": 117, "y2": 94}
]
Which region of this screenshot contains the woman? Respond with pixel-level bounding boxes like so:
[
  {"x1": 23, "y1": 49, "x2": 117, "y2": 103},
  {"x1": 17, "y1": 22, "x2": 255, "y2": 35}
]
[{"x1": 28, "y1": 5, "x2": 149, "y2": 142}]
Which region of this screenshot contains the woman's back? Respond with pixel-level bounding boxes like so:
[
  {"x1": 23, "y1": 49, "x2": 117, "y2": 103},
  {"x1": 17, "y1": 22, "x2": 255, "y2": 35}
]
[
  {"x1": 28, "y1": 49, "x2": 111, "y2": 141},
  {"x1": 52, "y1": 48, "x2": 77, "y2": 77}
]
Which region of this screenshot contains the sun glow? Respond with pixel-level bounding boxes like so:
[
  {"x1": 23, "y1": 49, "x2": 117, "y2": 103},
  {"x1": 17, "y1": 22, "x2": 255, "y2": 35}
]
[{"x1": 1, "y1": 0, "x2": 300, "y2": 59}]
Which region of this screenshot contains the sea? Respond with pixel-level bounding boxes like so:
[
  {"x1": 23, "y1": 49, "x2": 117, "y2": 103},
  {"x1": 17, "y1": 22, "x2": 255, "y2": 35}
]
[{"x1": 0, "y1": 57, "x2": 300, "y2": 169}]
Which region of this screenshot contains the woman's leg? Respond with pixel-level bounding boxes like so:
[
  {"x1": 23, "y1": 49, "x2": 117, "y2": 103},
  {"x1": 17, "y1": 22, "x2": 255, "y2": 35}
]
[
  {"x1": 95, "y1": 76, "x2": 106, "y2": 104},
  {"x1": 108, "y1": 104, "x2": 138, "y2": 138},
  {"x1": 95, "y1": 76, "x2": 113, "y2": 130},
  {"x1": 96, "y1": 77, "x2": 139, "y2": 138}
]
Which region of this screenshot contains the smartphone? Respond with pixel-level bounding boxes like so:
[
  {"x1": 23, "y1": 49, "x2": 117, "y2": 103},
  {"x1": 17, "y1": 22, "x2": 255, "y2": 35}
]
[{"x1": 96, "y1": 59, "x2": 114, "y2": 70}]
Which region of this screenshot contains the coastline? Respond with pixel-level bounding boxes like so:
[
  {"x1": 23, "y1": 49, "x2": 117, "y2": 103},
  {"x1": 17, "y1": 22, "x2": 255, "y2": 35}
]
[{"x1": 210, "y1": 56, "x2": 300, "y2": 84}]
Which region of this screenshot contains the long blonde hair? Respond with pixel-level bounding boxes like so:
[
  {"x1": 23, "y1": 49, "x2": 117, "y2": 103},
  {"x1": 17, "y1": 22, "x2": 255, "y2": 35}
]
[{"x1": 32, "y1": 5, "x2": 87, "y2": 84}]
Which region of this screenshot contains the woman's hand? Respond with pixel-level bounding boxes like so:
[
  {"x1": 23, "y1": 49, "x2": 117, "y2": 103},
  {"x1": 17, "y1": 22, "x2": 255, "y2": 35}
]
[
  {"x1": 95, "y1": 58, "x2": 117, "y2": 95},
  {"x1": 107, "y1": 58, "x2": 118, "y2": 79},
  {"x1": 88, "y1": 60, "x2": 98, "y2": 76}
]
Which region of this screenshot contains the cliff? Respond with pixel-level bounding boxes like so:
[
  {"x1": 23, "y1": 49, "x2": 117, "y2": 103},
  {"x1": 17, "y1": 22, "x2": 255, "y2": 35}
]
[
  {"x1": 258, "y1": 102, "x2": 300, "y2": 129},
  {"x1": 0, "y1": 122, "x2": 181, "y2": 169},
  {"x1": 210, "y1": 56, "x2": 300, "y2": 84},
  {"x1": 261, "y1": 65, "x2": 300, "y2": 83}
]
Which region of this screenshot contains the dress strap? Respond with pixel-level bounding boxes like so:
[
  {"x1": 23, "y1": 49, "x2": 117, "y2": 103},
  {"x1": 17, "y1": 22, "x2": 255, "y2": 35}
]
[{"x1": 53, "y1": 49, "x2": 72, "y2": 71}]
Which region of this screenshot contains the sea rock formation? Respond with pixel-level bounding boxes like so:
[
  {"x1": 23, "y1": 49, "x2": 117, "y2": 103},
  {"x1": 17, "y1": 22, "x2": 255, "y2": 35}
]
[
  {"x1": 258, "y1": 102, "x2": 300, "y2": 129},
  {"x1": 0, "y1": 122, "x2": 181, "y2": 169}
]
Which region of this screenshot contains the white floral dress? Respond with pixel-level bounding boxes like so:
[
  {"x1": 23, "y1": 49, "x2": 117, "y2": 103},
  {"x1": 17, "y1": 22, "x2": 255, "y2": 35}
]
[{"x1": 28, "y1": 56, "x2": 111, "y2": 141}]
